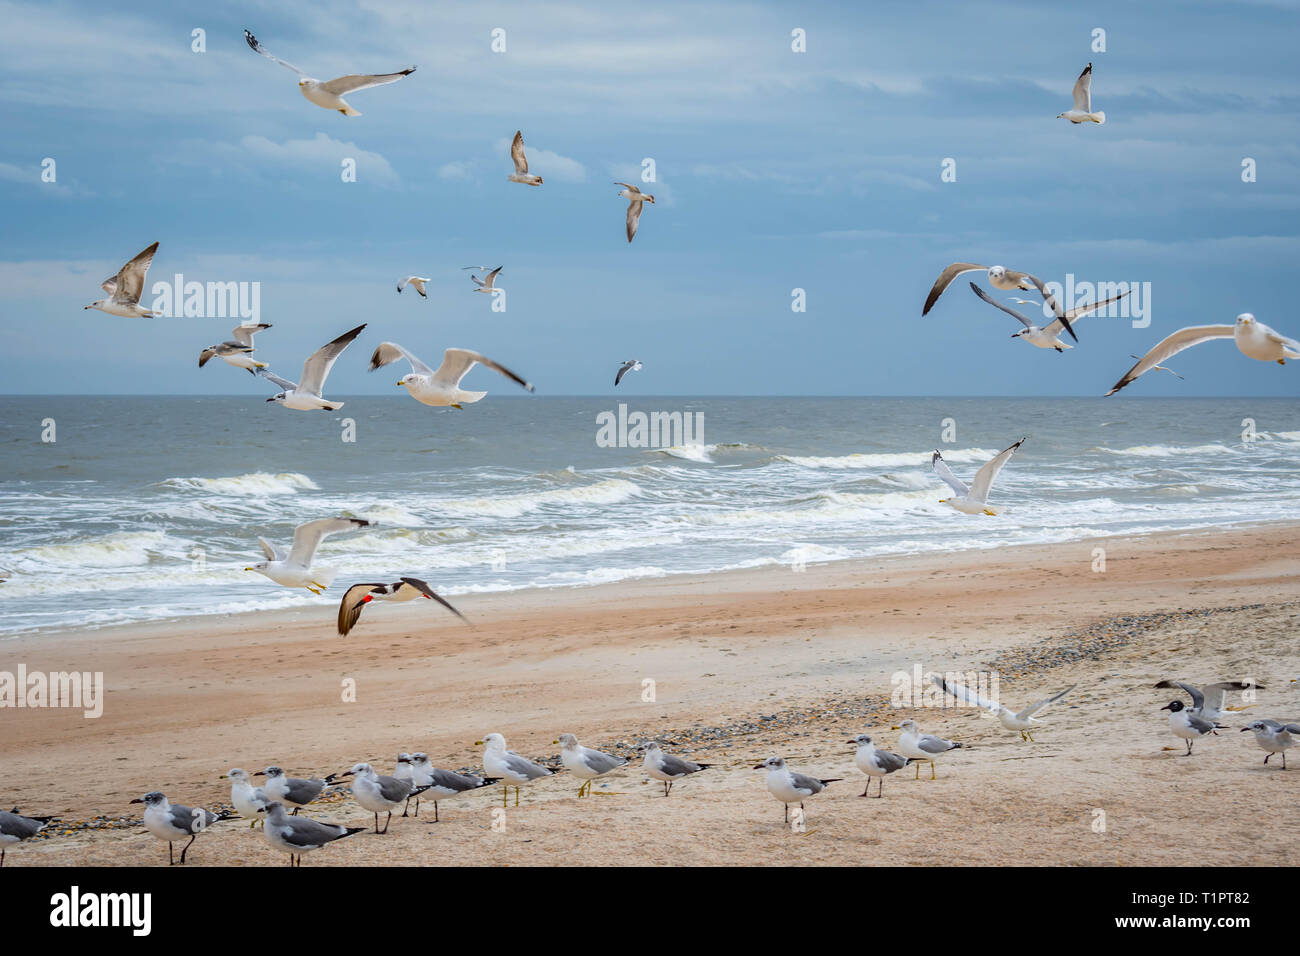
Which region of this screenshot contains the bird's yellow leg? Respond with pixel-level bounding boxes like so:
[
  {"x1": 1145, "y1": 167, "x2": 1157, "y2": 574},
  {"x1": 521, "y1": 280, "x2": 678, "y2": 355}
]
[
  {"x1": 914, "y1": 762, "x2": 920, "y2": 780},
  {"x1": 930, "y1": 761, "x2": 936, "y2": 780},
  {"x1": 1027, "y1": 731, "x2": 1035, "y2": 742},
  {"x1": 502, "y1": 785, "x2": 507, "y2": 807},
  {"x1": 983, "y1": 509, "x2": 996, "y2": 516},
  {"x1": 514, "y1": 787, "x2": 520, "y2": 807}
]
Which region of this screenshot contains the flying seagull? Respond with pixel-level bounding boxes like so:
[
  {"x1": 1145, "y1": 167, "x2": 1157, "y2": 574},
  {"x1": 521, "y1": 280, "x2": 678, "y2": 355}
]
[
  {"x1": 244, "y1": 516, "x2": 371, "y2": 594},
  {"x1": 397, "y1": 276, "x2": 430, "y2": 297},
  {"x1": 477, "y1": 733, "x2": 557, "y2": 806},
  {"x1": 555, "y1": 733, "x2": 628, "y2": 797},
  {"x1": 1153, "y1": 679, "x2": 1259, "y2": 722},
  {"x1": 1058, "y1": 62, "x2": 1106, "y2": 124},
  {"x1": 243, "y1": 29, "x2": 415, "y2": 116},
  {"x1": 892, "y1": 719, "x2": 963, "y2": 779},
  {"x1": 470, "y1": 266, "x2": 503, "y2": 294},
  {"x1": 408, "y1": 754, "x2": 499, "y2": 821},
  {"x1": 754, "y1": 756, "x2": 840, "y2": 824},
  {"x1": 131, "y1": 791, "x2": 233, "y2": 865},
  {"x1": 922, "y1": 263, "x2": 1074, "y2": 340},
  {"x1": 932, "y1": 438, "x2": 1026, "y2": 516},
  {"x1": 260, "y1": 801, "x2": 365, "y2": 866},
  {"x1": 258, "y1": 323, "x2": 366, "y2": 410},
  {"x1": 641, "y1": 742, "x2": 711, "y2": 796},
  {"x1": 1107, "y1": 314, "x2": 1298, "y2": 395},
  {"x1": 615, "y1": 182, "x2": 655, "y2": 242},
  {"x1": 337, "y1": 576, "x2": 470, "y2": 636},
  {"x1": 85, "y1": 241, "x2": 159, "y2": 317},
  {"x1": 369, "y1": 343, "x2": 534, "y2": 408},
  {"x1": 847, "y1": 734, "x2": 908, "y2": 798},
  {"x1": 0, "y1": 808, "x2": 57, "y2": 867},
  {"x1": 254, "y1": 766, "x2": 339, "y2": 815},
  {"x1": 970, "y1": 282, "x2": 1130, "y2": 351},
  {"x1": 932, "y1": 676, "x2": 1076, "y2": 741},
  {"x1": 199, "y1": 323, "x2": 271, "y2": 374},
  {"x1": 615, "y1": 359, "x2": 643, "y2": 386},
  {"x1": 508, "y1": 130, "x2": 543, "y2": 185}
]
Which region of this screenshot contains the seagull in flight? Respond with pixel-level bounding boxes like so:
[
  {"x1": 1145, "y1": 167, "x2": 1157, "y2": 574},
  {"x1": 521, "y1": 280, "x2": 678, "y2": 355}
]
[
  {"x1": 508, "y1": 130, "x2": 543, "y2": 185},
  {"x1": 244, "y1": 517, "x2": 371, "y2": 594},
  {"x1": 199, "y1": 323, "x2": 271, "y2": 374},
  {"x1": 396, "y1": 276, "x2": 430, "y2": 298},
  {"x1": 369, "y1": 343, "x2": 534, "y2": 408},
  {"x1": 1107, "y1": 314, "x2": 1298, "y2": 395},
  {"x1": 258, "y1": 324, "x2": 366, "y2": 411},
  {"x1": 932, "y1": 438, "x2": 1026, "y2": 515},
  {"x1": 243, "y1": 29, "x2": 415, "y2": 116},
  {"x1": 470, "y1": 266, "x2": 503, "y2": 294},
  {"x1": 970, "y1": 282, "x2": 1130, "y2": 351},
  {"x1": 85, "y1": 241, "x2": 159, "y2": 317},
  {"x1": 337, "y1": 577, "x2": 470, "y2": 636},
  {"x1": 1154, "y1": 680, "x2": 1260, "y2": 722},
  {"x1": 922, "y1": 262, "x2": 1074, "y2": 341},
  {"x1": 932, "y1": 676, "x2": 1076, "y2": 741},
  {"x1": 615, "y1": 359, "x2": 643, "y2": 386},
  {"x1": 615, "y1": 182, "x2": 655, "y2": 242},
  {"x1": 1057, "y1": 62, "x2": 1106, "y2": 124}
]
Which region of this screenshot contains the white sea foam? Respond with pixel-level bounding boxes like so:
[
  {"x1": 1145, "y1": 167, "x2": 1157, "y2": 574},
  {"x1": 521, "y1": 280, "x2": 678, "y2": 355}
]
[
  {"x1": 438, "y1": 478, "x2": 642, "y2": 518},
  {"x1": 157, "y1": 472, "x2": 320, "y2": 495}
]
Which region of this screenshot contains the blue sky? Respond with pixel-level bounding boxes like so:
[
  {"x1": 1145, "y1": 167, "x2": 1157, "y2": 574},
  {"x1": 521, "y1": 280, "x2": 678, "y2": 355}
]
[{"x1": 2, "y1": 0, "x2": 1299, "y2": 396}]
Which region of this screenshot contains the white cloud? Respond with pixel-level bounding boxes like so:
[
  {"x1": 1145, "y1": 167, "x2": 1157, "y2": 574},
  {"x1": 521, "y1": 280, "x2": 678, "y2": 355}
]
[
  {"x1": 236, "y1": 132, "x2": 399, "y2": 186},
  {"x1": 437, "y1": 161, "x2": 472, "y2": 180}
]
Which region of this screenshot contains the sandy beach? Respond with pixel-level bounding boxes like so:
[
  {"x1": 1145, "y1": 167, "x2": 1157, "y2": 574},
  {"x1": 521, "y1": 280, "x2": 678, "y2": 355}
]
[{"x1": 3, "y1": 522, "x2": 1298, "y2": 867}]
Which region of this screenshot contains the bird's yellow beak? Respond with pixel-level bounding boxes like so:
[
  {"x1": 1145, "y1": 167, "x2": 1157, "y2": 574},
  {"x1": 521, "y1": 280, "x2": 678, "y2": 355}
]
[
  {"x1": 552, "y1": 739, "x2": 559, "y2": 745},
  {"x1": 890, "y1": 725, "x2": 901, "y2": 731},
  {"x1": 243, "y1": 567, "x2": 253, "y2": 571},
  {"x1": 396, "y1": 381, "x2": 404, "y2": 387},
  {"x1": 474, "y1": 739, "x2": 484, "y2": 746}
]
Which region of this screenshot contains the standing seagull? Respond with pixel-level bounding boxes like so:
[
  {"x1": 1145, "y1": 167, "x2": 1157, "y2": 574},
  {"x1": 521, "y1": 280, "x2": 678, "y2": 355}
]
[
  {"x1": 921, "y1": 263, "x2": 1072, "y2": 339},
  {"x1": 615, "y1": 182, "x2": 655, "y2": 242},
  {"x1": 0, "y1": 809, "x2": 57, "y2": 867},
  {"x1": 337, "y1": 576, "x2": 469, "y2": 636},
  {"x1": 1241, "y1": 720, "x2": 1300, "y2": 769},
  {"x1": 1057, "y1": 62, "x2": 1106, "y2": 124},
  {"x1": 641, "y1": 742, "x2": 711, "y2": 796},
  {"x1": 508, "y1": 130, "x2": 543, "y2": 185},
  {"x1": 932, "y1": 676, "x2": 1076, "y2": 741},
  {"x1": 408, "y1": 753, "x2": 499, "y2": 821},
  {"x1": 614, "y1": 359, "x2": 643, "y2": 386},
  {"x1": 969, "y1": 282, "x2": 1131, "y2": 351},
  {"x1": 932, "y1": 438, "x2": 1026, "y2": 516},
  {"x1": 260, "y1": 801, "x2": 365, "y2": 866},
  {"x1": 470, "y1": 266, "x2": 504, "y2": 295},
  {"x1": 369, "y1": 343, "x2": 534, "y2": 408},
  {"x1": 555, "y1": 733, "x2": 628, "y2": 797},
  {"x1": 244, "y1": 516, "x2": 371, "y2": 594},
  {"x1": 243, "y1": 29, "x2": 415, "y2": 116},
  {"x1": 1107, "y1": 315, "x2": 1298, "y2": 395},
  {"x1": 221, "y1": 768, "x2": 271, "y2": 827},
  {"x1": 199, "y1": 323, "x2": 272, "y2": 374},
  {"x1": 339, "y1": 762, "x2": 427, "y2": 834},
  {"x1": 258, "y1": 323, "x2": 366, "y2": 411},
  {"x1": 254, "y1": 766, "x2": 338, "y2": 815},
  {"x1": 847, "y1": 734, "x2": 908, "y2": 798},
  {"x1": 892, "y1": 720, "x2": 963, "y2": 780},
  {"x1": 1153, "y1": 680, "x2": 1259, "y2": 723},
  {"x1": 476, "y1": 733, "x2": 557, "y2": 806},
  {"x1": 396, "y1": 276, "x2": 430, "y2": 298},
  {"x1": 1160, "y1": 700, "x2": 1222, "y2": 755},
  {"x1": 85, "y1": 241, "x2": 159, "y2": 317},
  {"x1": 754, "y1": 756, "x2": 840, "y2": 824},
  {"x1": 130, "y1": 791, "x2": 230, "y2": 865}
]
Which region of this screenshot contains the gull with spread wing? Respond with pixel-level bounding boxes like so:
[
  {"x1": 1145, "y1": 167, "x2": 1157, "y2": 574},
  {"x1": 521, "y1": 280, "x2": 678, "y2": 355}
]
[
  {"x1": 199, "y1": 323, "x2": 271, "y2": 374},
  {"x1": 369, "y1": 342, "x2": 534, "y2": 408},
  {"x1": 85, "y1": 242, "x2": 159, "y2": 317},
  {"x1": 970, "y1": 282, "x2": 1130, "y2": 351},
  {"x1": 244, "y1": 517, "x2": 371, "y2": 594},
  {"x1": 258, "y1": 323, "x2": 366, "y2": 410},
  {"x1": 932, "y1": 438, "x2": 1026, "y2": 515},
  {"x1": 932, "y1": 675, "x2": 1076, "y2": 741},
  {"x1": 243, "y1": 29, "x2": 414, "y2": 116},
  {"x1": 1107, "y1": 314, "x2": 1298, "y2": 395}
]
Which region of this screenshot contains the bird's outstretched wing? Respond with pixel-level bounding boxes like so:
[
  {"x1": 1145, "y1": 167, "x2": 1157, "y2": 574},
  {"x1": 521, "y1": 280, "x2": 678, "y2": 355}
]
[
  {"x1": 1014, "y1": 684, "x2": 1076, "y2": 721},
  {"x1": 244, "y1": 30, "x2": 309, "y2": 77},
  {"x1": 257, "y1": 536, "x2": 286, "y2": 562},
  {"x1": 1107, "y1": 326, "x2": 1235, "y2": 395},
  {"x1": 113, "y1": 242, "x2": 159, "y2": 302},
  {"x1": 300, "y1": 324, "x2": 366, "y2": 396},
  {"x1": 399, "y1": 576, "x2": 471, "y2": 626},
  {"x1": 510, "y1": 131, "x2": 529, "y2": 174},
  {"x1": 432, "y1": 348, "x2": 534, "y2": 392},
  {"x1": 1073, "y1": 62, "x2": 1093, "y2": 113},
  {"x1": 931, "y1": 451, "x2": 969, "y2": 497},
  {"x1": 969, "y1": 437, "x2": 1025, "y2": 503},
  {"x1": 368, "y1": 341, "x2": 434, "y2": 376},
  {"x1": 337, "y1": 582, "x2": 387, "y2": 636},
  {"x1": 258, "y1": 368, "x2": 298, "y2": 391},
  {"x1": 287, "y1": 517, "x2": 369, "y2": 567},
  {"x1": 231, "y1": 323, "x2": 270, "y2": 348},
  {"x1": 969, "y1": 282, "x2": 1033, "y2": 329},
  {"x1": 922, "y1": 263, "x2": 985, "y2": 315},
  {"x1": 932, "y1": 675, "x2": 999, "y2": 712},
  {"x1": 319, "y1": 68, "x2": 416, "y2": 96}
]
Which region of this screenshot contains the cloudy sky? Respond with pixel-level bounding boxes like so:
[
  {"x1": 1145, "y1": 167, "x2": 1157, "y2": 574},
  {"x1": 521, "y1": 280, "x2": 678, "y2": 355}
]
[{"x1": 3, "y1": 0, "x2": 1298, "y2": 396}]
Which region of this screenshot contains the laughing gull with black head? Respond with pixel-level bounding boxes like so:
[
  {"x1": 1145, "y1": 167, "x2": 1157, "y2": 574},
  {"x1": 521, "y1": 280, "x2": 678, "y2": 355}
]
[
  {"x1": 1241, "y1": 719, "x2": 1300, "y2": 769},
  {"x1": 1160, "y1": 699, "x2": 1223, "y2": 755},
  {"x1": 131, "y1": 791, "x2": 232, "y2": 865},
  {"x1": 754, "y1": 756, "x2": 840, "y2": 823},
  {"x1": 641, "y1": 742, "x2": 711, "y2": 796},
  {"x1": 340, "y1": 762, "x2": 428, "y2": 833},
  {"x1": 555, "y1": 733, "x2": 628, "y2": 797},
  {"x1": 408, "y1": 753, "x2": 499, "y2": 821},
  {"x1": 476, "y1": 733, "x2": 557, "y2": 806},
  {"x1": 260, "y1": 801, "x2": 366, "y2": 866},
  {"x1": 1155, "y1": 680, "x2": 1259, "y2": 722},
  {"x1": 847, "y1": 734, "x2": 908, "y2": 797},
  {"x1": 254, "y1": 766, "x2": 337, "y2": 815},
  {"x1": 0, "y1": 808, "x2": 58, "y2": 866}
]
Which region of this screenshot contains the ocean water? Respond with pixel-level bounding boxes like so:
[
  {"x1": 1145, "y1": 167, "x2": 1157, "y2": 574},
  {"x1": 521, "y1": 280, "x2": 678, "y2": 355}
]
[{"x1": 1, "y1": 396, "x2": 1297, "y2": 636}]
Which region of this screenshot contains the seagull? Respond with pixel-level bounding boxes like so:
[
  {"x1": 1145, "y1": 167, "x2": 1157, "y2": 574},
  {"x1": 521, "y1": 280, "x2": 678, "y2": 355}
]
[
  {"x1": 243, "y1": 29, "x2": 415, "y2": 117},
  {"x1": 220, "y1": 768, "x2": 271, "y2": 827},
  {"x1": 1160, "y1": 699, "x2": 1222, "y2": 755},
  {"x1": 461, "y1": 265, "x2": 492, "y2": 273},
  {"x1": 476, "y1": 733, "x2": 557, "y2": 806},
  {"x1": 1107, "y1": 315, "x2": 1298, "y2": 395},
  {"x1": 932, "y1": 438, "x2": 1026, "y2": 516},
  {"x1": 0, "y1": 808, "x2": 57, "y2": 867},
  {"x1": 641, "y1": 742, "x2": 711, "y2": 796},
  {"x1": 753, "y1": 756, "x2": 840, "y2": 824},
  {"x1": 130, "y1": 791, "x2": 231, "y2": 865},
  {"x1": 970, "y1": 282, "x2": 1131, "y2": 351},
  {"x1": 260, "y1": 801, "x2": 365, "y2": 866},
  {"x1": 470, "y1": 266, "x2": 503, "y2": 294},
  {"x1": 253, "y1": 766, "x2": 338, "y2": 815},
  {"x1": 258, "y1": 323, "x2": 366, "y2": 411},
  {"x1": 1130, "y1": 354, "x2": 1183, "y2": 380},
  {"x1": 199, "y1": 323, "x2": 271, "y2": 374},
  {"x1": 1009, "y1": 297, "x2": 1040, "y2": 306},
  {"x1": 615, "y1": 359, "x2": 643, "y2": 386},
  {"x1": 846, "y1": 734, "x2": 908, "y2": 797},
  {"x1": 408, "y1": 753, "x2": 499, "y2": 821},
  {"x1": 84, "y1": 241, "x2": 159, "y2": 317},
  {"x1": 369, "y1": 343, "x2": 534, "y2": 408},
  {"x1": 397, "y1": 276, "x2": 430, "y2": 298},
  {"x1": 339, "y1": 762, "x2": 427, "y2": 833},
  {"x1": 921, "y1": 263, "x2": 1073, "y2": 339},
  {"x1": 244, "y1": 516, "x2": 371, "y2": 594},
  {"x1": 1057, "y1": 62, "x2": 1106, "y2": 124},
  {"x1": 508, "y1": 130, "x2": 543, "y2": 185},
  {"x1": 1241, "y1": 720, "x2": 1300, "y2": 769},
  {"x1": 1154, "y1": 680, "x2": 1259, "y2": 723},
  {"x1": 892, "y1": 719, "x2": 963, "y2": 780},
  {"x1": 931, "y1": 676, "x2": 1076, "y2": 741},
  {"x1": 555, "y1": 733, "x2": 628, "y2": 797},
  {"x1": 337, "y1": 577, "x2": 469, "y2": 636},
  {"x1": 615, "y1": 182, "x2": 655, "y2": 242}
]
